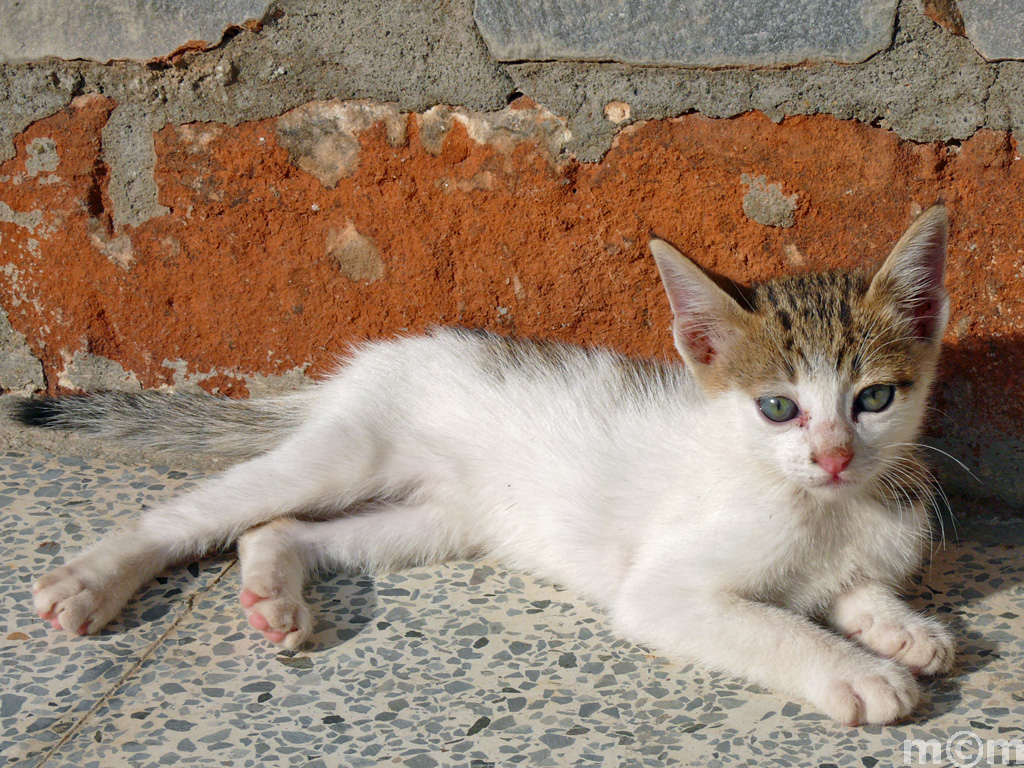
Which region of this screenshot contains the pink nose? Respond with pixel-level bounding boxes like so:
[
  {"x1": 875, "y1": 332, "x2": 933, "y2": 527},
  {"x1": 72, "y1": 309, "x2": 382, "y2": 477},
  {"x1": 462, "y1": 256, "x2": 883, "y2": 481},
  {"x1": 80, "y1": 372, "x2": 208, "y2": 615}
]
[{"x1": 815, "y1": 449, "x2": 853, "y2": 477}]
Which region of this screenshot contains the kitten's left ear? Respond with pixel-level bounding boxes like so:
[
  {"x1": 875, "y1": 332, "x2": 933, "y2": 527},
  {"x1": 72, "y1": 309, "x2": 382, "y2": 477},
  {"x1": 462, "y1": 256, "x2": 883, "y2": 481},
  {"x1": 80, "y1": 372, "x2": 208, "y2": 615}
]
[{"x1": 867, "y1": 204, "x2": 950, "y2": 344}]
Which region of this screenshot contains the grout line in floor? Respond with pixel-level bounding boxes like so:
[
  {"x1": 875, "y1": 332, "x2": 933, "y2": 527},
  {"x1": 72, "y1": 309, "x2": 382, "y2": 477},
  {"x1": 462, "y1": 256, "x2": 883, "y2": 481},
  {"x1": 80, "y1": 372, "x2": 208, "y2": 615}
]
[{"x1": 31, "y1": 560, "x2": 238, "y2": 768}]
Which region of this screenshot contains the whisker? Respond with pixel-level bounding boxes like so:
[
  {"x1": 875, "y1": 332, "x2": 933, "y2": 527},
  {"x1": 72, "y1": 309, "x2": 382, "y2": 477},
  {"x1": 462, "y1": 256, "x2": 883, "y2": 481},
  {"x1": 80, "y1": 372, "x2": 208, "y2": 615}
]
[{"x1": 887, "y1": 441, "x2": 980, "y2": 483}]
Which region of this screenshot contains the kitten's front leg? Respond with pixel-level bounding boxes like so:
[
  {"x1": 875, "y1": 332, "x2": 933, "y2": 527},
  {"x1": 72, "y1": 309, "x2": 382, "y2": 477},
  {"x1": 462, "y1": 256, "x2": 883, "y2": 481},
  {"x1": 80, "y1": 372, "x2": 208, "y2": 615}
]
[
  {"x1": 829, "y1": 582, "x2": 955, "y2": 676},
  {"x1": 612, "y1": 579, "x2": 918, "y2": 726}
]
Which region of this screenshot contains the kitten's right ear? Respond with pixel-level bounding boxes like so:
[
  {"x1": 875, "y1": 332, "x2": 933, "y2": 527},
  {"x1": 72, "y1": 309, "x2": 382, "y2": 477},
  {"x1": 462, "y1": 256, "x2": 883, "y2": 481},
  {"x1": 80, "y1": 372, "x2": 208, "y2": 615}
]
[
  {"x1": 649, "y1": 239, "x2": 748, "y2": 368},
  {"x1": 866, "y1": 204, "x2": 949, "y2": 344}
]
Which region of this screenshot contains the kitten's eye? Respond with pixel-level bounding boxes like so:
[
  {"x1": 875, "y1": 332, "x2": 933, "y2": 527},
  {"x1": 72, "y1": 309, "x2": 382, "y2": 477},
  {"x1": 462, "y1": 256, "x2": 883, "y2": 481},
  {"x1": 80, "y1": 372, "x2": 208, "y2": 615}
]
[
  {"x1": 757, "y1": 395, "x2": 799, "y2": 423},
  {"x1": 854, "y1": 384, "x2": 895, "y2": 414}
]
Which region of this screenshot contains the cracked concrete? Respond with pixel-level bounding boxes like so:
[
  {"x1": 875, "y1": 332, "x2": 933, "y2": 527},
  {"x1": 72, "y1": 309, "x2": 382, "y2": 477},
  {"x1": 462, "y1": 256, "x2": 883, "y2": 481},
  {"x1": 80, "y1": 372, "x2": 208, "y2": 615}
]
[
  {"x1": 0, "y1": 0, "x2": 514, "y2": 224},
  {"x1": 0, "y1": 0, "x2": 1022, "y2": 204}
]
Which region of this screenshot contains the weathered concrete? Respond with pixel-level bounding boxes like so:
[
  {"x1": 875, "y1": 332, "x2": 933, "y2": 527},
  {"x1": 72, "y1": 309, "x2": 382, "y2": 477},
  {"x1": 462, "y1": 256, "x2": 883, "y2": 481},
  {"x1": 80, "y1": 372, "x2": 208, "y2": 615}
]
[
  {"x1": 741, "y1": 175, "x2": 798, "y2": 228},
  {"x1": 510, "y1": 0, "x2": 998, "y2": 161},
  {"x1": 0, "y1": 0, "x2": 273, "y2": 64},
  {"x1": 475, "y1": 0, "x2": 899, "y2": 66},
  {"x1": 57, "y1": 351, "x2": 142, "y2": 392},
  {"x1": 0, "y1": 0, "x2": 516, "y2": 180},
  {"x1": 0, "y1": 1, "x2": 1020, "y2": 175}
]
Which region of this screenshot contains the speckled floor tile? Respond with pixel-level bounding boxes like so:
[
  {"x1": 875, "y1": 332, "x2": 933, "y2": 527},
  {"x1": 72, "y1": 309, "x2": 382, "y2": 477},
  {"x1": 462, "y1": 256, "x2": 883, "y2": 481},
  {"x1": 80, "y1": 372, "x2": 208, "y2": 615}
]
[
  {"x1": 2, "y1": 452, "x2": 1023, "y2": 768},
  {"x1": 0, "y1": 453, "x2": 229, "y2": 767}
]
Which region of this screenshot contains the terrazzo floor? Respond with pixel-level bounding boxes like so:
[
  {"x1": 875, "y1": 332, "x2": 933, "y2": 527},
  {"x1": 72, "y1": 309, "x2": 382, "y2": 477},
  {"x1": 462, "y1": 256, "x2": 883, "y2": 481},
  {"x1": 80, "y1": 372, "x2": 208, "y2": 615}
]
[{"x1": 2, "y1": 451, "x2": 1023, "y2": 768}]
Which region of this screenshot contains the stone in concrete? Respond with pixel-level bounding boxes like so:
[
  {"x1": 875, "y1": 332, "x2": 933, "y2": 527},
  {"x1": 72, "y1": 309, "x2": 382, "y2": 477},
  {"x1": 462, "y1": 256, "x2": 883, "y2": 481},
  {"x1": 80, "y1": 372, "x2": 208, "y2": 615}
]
[
  {"x1": 475, "y1": 0, "x2": 899, "y2": 66},
  {"x1": 25, "y1": 138, "x2": 59, "y2": 176},
  {"x1": 603, "y1": 101, "x2": 630, "y2": 124},
  {"x1": 0, "y1": 0, "x2": 273, "y2": 64},
  {"x1": 959, "y1": 0, "x2": 1024, "y2": 61}
]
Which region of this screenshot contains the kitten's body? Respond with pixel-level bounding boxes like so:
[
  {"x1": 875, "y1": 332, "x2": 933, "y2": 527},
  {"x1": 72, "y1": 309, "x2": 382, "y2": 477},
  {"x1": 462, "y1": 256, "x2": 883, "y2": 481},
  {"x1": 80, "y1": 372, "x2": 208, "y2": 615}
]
[{"x1": 16, "y1": 206, "x2": 955, "y2": 726}]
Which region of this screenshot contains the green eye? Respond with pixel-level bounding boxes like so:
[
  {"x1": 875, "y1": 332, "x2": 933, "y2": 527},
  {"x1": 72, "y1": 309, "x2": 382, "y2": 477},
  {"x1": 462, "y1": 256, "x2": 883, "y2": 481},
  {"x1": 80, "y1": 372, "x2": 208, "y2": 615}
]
[
  {"x1": 757, "y1": 395, "x2": 799, "y2": 423},
  {"x1": 855, "y1": 384, "x2": 895, "y2": 414}
]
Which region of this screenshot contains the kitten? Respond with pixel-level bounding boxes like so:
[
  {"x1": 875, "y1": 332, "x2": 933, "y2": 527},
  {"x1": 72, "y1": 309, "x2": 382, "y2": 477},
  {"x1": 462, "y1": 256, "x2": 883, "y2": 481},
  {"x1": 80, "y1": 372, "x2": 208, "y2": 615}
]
[{"x1": 13, "y1": 205, "x2": 955, "y2": 726}]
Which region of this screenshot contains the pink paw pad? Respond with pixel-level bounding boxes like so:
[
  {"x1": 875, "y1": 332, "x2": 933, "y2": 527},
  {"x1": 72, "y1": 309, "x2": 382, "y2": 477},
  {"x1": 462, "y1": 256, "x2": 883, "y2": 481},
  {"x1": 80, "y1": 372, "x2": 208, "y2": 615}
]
[
  {"x1": 239, "y1": 589, "x2": 263, "y2": 609},
  {"x1": 239, "y1": 589, "x2": 294, "y2": 644}
]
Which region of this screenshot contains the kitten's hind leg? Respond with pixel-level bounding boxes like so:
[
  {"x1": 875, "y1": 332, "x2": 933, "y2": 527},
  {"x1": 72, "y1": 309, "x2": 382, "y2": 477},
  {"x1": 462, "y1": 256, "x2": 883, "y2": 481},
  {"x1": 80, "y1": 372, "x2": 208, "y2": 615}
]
[
  {"x1": 829, "y1": 582, "x2": 955, "y2": 675},
  {"x1": 34, "y1": 439, "x2": 383, "y2": 638},
  {"x1": 236, "y1": 498, "x2": 474, "y2": 648},
  {"x1": 237, "y1": 519, "x2": 313, "y2": 649}
]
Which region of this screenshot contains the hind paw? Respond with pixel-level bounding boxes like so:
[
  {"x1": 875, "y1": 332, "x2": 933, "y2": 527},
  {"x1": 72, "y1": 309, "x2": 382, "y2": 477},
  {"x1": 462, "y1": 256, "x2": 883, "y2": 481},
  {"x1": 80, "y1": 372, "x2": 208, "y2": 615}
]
[
  {"x1": 239, "y1": 588, "x2": 312, "y2": 649},
  {"x1": 33, "y1": 561, "x2": 132, "y2": 637},
  {"x1": 237, "y1": 520, "x2": 312, "y2": 649}
]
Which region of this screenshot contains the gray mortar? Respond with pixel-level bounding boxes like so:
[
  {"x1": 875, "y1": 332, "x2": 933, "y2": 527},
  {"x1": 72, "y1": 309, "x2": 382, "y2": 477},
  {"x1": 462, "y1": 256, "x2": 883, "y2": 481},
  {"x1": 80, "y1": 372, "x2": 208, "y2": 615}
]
[
  {"x1": 741, "y1": 174, "x2": 797, "y2": 228},
  {"x1": 101, "y1": 104, "x2": 170, "y2": 228},
  {"x1": 509, "y1": 0, "x2": 1000, "y2": 160},
  {"x1": 0, "y1": 67, "x2": 81, "y2": 164}
]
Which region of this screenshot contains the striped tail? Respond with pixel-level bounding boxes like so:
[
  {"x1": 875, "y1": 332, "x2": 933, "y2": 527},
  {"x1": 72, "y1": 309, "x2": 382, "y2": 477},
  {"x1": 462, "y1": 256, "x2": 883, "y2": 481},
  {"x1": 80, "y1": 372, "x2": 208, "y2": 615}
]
[{"x1": 8, "y1": 390, "x2": 311, "y2": 460}]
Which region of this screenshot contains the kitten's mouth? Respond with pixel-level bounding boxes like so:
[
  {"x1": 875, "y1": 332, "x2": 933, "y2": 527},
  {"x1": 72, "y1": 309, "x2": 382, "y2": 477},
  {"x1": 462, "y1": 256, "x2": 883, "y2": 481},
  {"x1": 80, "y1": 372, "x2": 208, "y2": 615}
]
[{"x1": 810, "y1": 474, "x2": 855, "y2": 493}]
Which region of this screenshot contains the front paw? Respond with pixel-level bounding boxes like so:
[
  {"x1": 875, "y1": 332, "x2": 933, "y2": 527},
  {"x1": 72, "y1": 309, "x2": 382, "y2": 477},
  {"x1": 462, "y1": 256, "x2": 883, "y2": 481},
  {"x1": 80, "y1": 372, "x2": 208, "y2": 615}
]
[
  {"x1": 815, "y1": 658, "x2": 919, "y2": 726},
  {"x1": 844, "y1": 614, "x2": 955, "y2": 676}
]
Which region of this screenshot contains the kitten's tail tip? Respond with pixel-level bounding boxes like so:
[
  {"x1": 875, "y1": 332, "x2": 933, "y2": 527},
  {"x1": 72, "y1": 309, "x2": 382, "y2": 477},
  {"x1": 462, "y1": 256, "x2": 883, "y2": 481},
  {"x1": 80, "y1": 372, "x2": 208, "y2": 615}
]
[{"x1": 6, "y1": 396, "x2": 62, "y2": 428}]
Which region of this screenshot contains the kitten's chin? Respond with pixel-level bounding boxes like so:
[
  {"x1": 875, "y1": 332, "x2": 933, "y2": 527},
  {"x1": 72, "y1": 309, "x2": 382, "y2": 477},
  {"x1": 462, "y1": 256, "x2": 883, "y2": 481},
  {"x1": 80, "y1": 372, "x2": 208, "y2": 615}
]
[{"x1": 804, "y1": 475, "x2": 861, "y2": 500}]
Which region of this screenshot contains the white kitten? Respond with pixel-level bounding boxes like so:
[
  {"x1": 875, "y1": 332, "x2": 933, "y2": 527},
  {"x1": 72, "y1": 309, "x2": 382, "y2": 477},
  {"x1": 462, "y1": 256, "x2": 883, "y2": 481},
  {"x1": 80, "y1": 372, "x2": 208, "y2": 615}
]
[{"x1": 16, "y1": 205, "x2": 955, "y2": 726}]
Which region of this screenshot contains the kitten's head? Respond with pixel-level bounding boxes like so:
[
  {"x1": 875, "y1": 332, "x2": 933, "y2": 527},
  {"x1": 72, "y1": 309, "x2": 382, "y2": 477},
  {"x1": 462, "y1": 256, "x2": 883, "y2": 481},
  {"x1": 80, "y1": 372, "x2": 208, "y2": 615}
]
[{"x1": 650, "y1": 205, "x2": 949, "y2": 500}]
